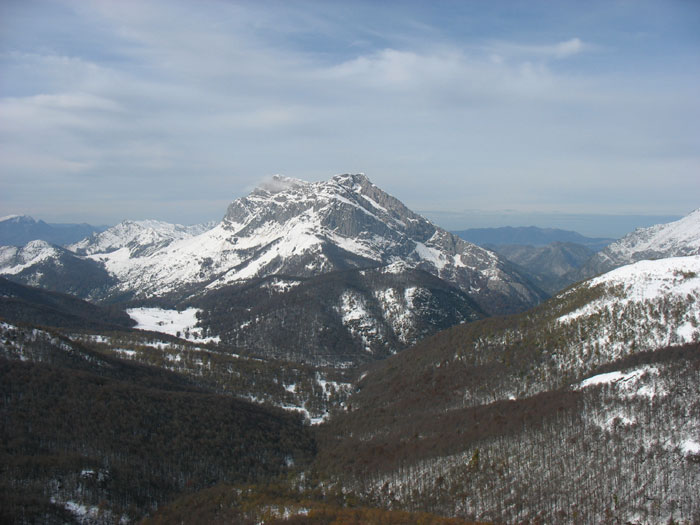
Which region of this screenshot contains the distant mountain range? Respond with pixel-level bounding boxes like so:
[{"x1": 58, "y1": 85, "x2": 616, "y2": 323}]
[
  {"x1": 487, "y1": 241, "x2": 595, "y2": 294},
  {"x1": 452, "y1": 225, "x2": 614, "y2": 250},
  {"x1": 0, "y1": 215, "x2": 106, "y2": 246}
]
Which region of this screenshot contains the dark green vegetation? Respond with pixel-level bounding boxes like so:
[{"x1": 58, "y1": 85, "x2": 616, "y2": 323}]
[
  {"x1": 2, "y1": 255, "x2": 700, "y2": 523},
  {"x1": 68, "y1": 329, "x2": 354, "y2": 420},
  {"x1": 0, "y1": 329, "x2": 315, "y2": 524},
  {"x1": 0, "y1": 276, "x2": 135, "y2": 331}
]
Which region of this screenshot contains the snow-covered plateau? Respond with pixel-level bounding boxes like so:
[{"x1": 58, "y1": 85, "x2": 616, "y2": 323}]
[{"x1": 126, "y1": 307, "x2": 220, "y2": 344}]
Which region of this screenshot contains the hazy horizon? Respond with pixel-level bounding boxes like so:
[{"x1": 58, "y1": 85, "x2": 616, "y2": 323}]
[{"x1": 3, "y1": 207, "x2": 684, "y2": 240}]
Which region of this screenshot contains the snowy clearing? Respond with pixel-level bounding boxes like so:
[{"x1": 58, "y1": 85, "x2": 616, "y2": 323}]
[{"x1": 127, "y1": 307, "x2": 220, "y2": 343}]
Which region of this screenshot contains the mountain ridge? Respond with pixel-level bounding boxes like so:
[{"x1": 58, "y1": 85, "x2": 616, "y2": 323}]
[
  {"x1": 578, "y1": 208, "x2": 700, "y2": 279},
  {"x1": 453, "y1": 225, "x2": 613, "y2": 250},
  {"x1": 0, "y1": 214, "x2": 106, "y2": 246}
]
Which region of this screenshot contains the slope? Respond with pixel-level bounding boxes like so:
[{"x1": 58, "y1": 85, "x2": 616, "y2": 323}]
[
  {"x1": 314, "y1": 256, "x2": 700, "y2": 522},
  {"x1": 194, "y1": 263, "x2": 485, "y2": 364},
  {"x1": 0, "y1": 321, "x2": 315, "y2": 523},
  {"x1": 579, "y1": 207, "x2": 700, "y2": 278},
  {"x1": 0, "y1": 277, "x2": 135, "y2": 331},
  {"x1": 0, "y1": 240, "x2": 116, "y2": 300},
  {"x1": 487, "y1": 241, "x2": 595, "y2": 295}
]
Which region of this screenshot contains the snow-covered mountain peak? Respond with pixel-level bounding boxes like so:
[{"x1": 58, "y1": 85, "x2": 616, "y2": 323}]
[
  {"x1": 69, "y1": 219, "x2": 215, "y2": 257},
  {"x1": 0, "y1": 240, "x2": 62, "y2": 275},
  {"x1": 580, "y1": 208, "x2": 700, "y2": 278},
  {"x1": 2, "y1": 174, "x2": 545, "y2": 315},
  {"x1": 0, "y1": 214, "x2": 33, "y2": 224}
]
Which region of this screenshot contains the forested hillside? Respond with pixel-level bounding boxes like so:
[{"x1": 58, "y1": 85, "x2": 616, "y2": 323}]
[{"x1": 0, "y1": 323, "x2": 315, "y2": 523}]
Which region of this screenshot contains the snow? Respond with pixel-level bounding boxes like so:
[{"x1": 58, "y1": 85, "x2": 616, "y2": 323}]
[
  {"x1": 604, "y1": 208, "x2": 700, "y2": 262},
  {"x1": 69, "y1": 219, "x2": 213, "y2": 256},
  {"x1": 263, "y1": 278, "x2": 302, "y2": 293},
  {"x1": 0, "y1": 240, "x2": 60, "y2": 275},
  {"x1": 578, "y1": 366, "x2": 659, "y2": 389},
  {"x1": 127, "y1": 307, "x2": 219, "y2": 343},
  {"x1": 113, "y1": 348, "x2": 137, "y2": 357},
  {"x1": 577, "y1": 365, "x2": 666, "y2": 400},
  {"x1": 681, "y1": 439, "x2": 700, "y2": 455},
  {"x1": 414, "y1": 241, "x2": 447, "y2": 270},
  {"x1": 559, "y1": 255, "x2": 700, "y2": 324}
]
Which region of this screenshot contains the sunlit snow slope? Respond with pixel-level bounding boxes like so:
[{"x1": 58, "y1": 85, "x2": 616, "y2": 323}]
[{"x1": 580, "y1": 208, "x2": 700, "y2": 278}]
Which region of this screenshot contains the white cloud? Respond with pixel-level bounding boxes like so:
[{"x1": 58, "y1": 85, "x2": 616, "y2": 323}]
[
  {"x1": 487, "y1": 37, "x2": 590, "y2": 60},
  {"x1": 0, "y1": 0, "x2": 698, "y2": 225},
  {"x1": 554, "y1": 37, "x2": 585, "y2": 58}
]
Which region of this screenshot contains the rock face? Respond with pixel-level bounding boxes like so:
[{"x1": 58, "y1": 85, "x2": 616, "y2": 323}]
[{"x1": 579, "y1": 208, "x2": 700, "y2": 279}]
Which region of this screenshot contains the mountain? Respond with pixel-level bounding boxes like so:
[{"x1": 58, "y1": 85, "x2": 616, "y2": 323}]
[
  {"x1": 0, "y1": 175, "x2": 547, "y2": 363},
  {"x1": 453, "y1": 225, "x2": 613, "y2": 250},
  {"x1": 194, "y1": 263, "x2": 484, "y2": 364},
  {"x1": 579, "y1": 208, "x2": 700, "y2": 279},
  {"x1": 0, "y1": 321, "x2": 315, "y2": 523},
  {"x1": 488, "y1": 241, "x2": 595, "y2": 295},
  {"x1": 345, "y1": 254, "x2": 700, "y2": 415},
  {"x1": 69, "y1": 219, "x2": 216, "y2": 257},
  {"x1": 0, "y1": 277, "x2": 135, "y2": 330},
  {"x1": 316, "y1": 255, "x2": 700, "y2": 523},
  {"x1": 78, "y1": 174, "x2": 544, "y2": 315},
  {"x1": 0, "y1": 240, "x2": 116, "y2": 300},
  {"x1": 0, "y1": 214, "x2": 105, "y2": 246}
]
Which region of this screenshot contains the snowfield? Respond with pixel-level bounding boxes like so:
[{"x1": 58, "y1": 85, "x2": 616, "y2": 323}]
[
  {"x1": 559, "y1": 255, "x2": 700, "y2": 324},
  {"x1": 127, "y1": 307, "x2": 220, "y2": 343}
]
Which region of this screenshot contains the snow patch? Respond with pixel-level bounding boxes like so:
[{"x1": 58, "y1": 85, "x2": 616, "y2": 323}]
[
  {"x1": 681, "y1": 439, "x2": 700, "y2": 455},
  {"x1": 127, "y1": 307, "x2": 219, "y2": 343}
]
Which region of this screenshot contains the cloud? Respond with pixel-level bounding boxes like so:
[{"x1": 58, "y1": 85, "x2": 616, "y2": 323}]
[
  {"x1": 553, "y1": 38, "x2": 585, "y2": 58},
  {"x1": 0, "y1": 0, "x2": 698, "y2": 225},
  {"x1": 486, "y1": 37, "x2": 590, "y2": 61}
]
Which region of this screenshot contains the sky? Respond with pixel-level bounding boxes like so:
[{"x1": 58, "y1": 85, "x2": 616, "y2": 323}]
[{"x1": 1, "y1": 0, "x2": 699, "y2": 237}]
